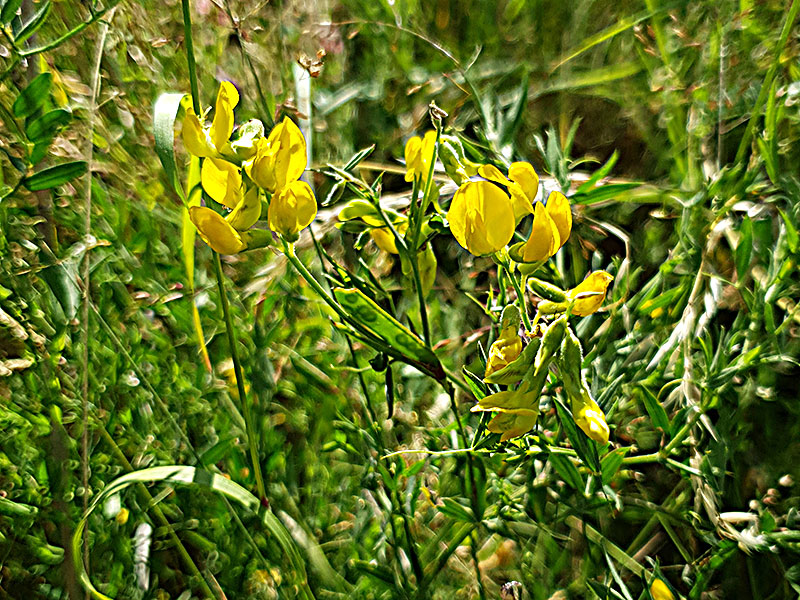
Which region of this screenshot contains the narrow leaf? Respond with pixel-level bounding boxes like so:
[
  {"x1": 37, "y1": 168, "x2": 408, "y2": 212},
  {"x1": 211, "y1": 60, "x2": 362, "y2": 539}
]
[{"x1": 24, "y1": 161, "x2": 87, "y2": 191}]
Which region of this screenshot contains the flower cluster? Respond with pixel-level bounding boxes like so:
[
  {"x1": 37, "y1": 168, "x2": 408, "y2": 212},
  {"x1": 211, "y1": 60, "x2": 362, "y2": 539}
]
[{"x1": 182, "y1": 81, "x2": 317, "y2": 253}]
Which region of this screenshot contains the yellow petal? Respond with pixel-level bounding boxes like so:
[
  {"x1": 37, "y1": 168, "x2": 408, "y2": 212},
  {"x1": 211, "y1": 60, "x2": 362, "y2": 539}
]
[
  {"x1": 484, "y1": 326, "x2": 523, "y2": 379},
  {"x1": 650, "y1": 579, "x2": 675, "y2": 600},
  {"x1": 519, "y1": 202, "x2": 558, "y2": 262},
  {"x1": 567, "y1": 271, "x2": 614, "y2": 316},
  {"x1": 508, "y1": 162, "x2": 539, "y2": 203},
  {"x1": 447, "y1": 181, "x2": 514, "y2": 256},
  {"x1": 572, "y1": 396, "x2": 609, "y2": 444},
  {"x1": 478, "y1": 164, "x2": 510, "y2": 186},
  {"x1": 268, "y1": 180, "x2": 317, "y2": 240},
  {"x1": 545, "y1": 191, "x2": 572, "y2": 249},
  {"x1": 227, "y1": 186, "x2": 262, "y2": 231},
  {"x1": 245, "y1": 138, "x2": 278, "y2": 191},
  {"x1": 404, "y1": 131, "x2": 436, "y2": 182},
  {"x1": 371, "y1": 220, "x2": 408, "y2": 254},
  {"x1": 189, "y1": 206, "x2": 246, "y2": 254},
  {"x1": 487, "y1": 412, "x2": 538, "y2": 441},
  {"x1": 201, "y1": 158, "x2": 242, "y2": 208},
  {"x1": 183, "y1": 110, "x2": 216, "y2": 158},
  {"x1": 404, "y1": 136, "x2": 422, "y2": 182},
  {"x1": 508, "y1": 183, "x2": 534, "y2": 222},
  {"x1": 269, "y1": 117, "x2": 307, "y2": 190},
  {"x1": 210, "y1": 81, "x2": 239, "y2": 151}
]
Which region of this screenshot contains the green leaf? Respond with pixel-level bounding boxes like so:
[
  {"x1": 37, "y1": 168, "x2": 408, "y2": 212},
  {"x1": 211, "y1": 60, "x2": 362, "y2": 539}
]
[
  {"x1": 439, "y1": 498, "x2": 475, "y2": 523},
  {"x1": 24, "y1": 161, "x2": 87, "y2": 191},
  {"x1": 0, "y1": 0, "x2": 22, "y2": 25},
  {"x1": 12, "y1": 72, "x2": 52, "y2": 118},
  {"x1": 333, "y1": 287, "x2": 438, "y2": 366},
  {"x1": 600, "y1": 447, "x2": 629, "y2": 485},
  {"x1": 549, "y1": 453, "x2": 584, "y2": 490},
  {"x1": 153, "y1": 92, "x2": 188, "y2": 203},
  {"x1": 73, "y1": 466, "x2": 311, "y2": 600},
  {"x1": 13, "y1": 0, "x2": 50, "y2": 44},
  {"x1": 576, "y1": 150, "x2": 618, "y2": 194},
  {"x1": 39, "y1": 262, "x2": 79, "y2": 321},
  {"x1": 735, "y1": 216, "x2": 753, "y2": 280},
  {"x1": 343, "y1": 144, "x2": 376, "y2": 171},
  {"x1": 26, "y1": 108, "x2": 71, "y2": 142},
  {"x1": 639, "y1": 386, "x2": 670, "y2": 433}
]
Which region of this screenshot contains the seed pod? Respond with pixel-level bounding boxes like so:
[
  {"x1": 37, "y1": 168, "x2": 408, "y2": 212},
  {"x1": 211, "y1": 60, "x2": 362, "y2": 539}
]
[{"x1": 527, "y1": 277, "x2": 567, "y2": 302}]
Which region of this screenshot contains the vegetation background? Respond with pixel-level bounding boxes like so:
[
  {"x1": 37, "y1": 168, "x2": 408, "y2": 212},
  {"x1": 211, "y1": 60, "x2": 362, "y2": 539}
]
[{"x1": 1, "y1": 0, "x2": 799, "y2": 598}]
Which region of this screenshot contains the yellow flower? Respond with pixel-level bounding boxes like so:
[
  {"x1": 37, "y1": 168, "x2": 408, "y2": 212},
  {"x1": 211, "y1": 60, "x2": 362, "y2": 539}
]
[
  {"x1": 189, "y1": 206, "x2": 247, "y2": 254},
  {"x1": 572, "y1": 394, "x2": 609, "y2": 444},
  {"x1": 511, "y1": 191, "x2": 572, "y2": 263},
  {"x1": 566, "y1": 271, "x2": 614, "y2": 316},
  {"x1": 404, "y1": 131, "x2": 437, "y2": 182},
  {"x1": 268, "y1": 180, "x2": 317, "y2": 241},
  {"x1": 183, "y1": 81, "x2": 239, "y2": 158},
  {"x1": 484, "y1": 324, "x2": 522, "y2": 379},
  {"x1": 650, "y1": 578, "x2": 675, "y2": 600},
  {"x1": 447, "y1": 180, "x2": 515, "y2": 256},
  {"x1": 245, "y1": 117, "x2": 307, "y2": 193},
  {"x1": 371, "y1": 219, "x2": 409, "y2": 254},
  {"x1": 478, "y1": 162, "x2": 539, "y2": 223},
  {"x1": 470, "y1": 379, "x2": 540, "y2": 441},
  {"x1": 201, "y1": 158, "x2": 242, "y2": 208}
]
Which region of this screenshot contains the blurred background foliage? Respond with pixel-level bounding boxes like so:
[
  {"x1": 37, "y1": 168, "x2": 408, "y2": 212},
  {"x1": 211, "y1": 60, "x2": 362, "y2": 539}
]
[{"x1": 1, "y1": 0, "x2": 800, "y2": 599}]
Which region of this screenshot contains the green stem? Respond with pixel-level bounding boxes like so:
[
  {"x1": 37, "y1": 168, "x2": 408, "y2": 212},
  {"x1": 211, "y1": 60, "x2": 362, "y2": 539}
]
[
  {"x1": 407, "y1": 252, "x2": 432, "y2": 346},
  {"x1": 213, "y1": 252, "x2": 266, "y2": 503},
  {"x1": 508, "y1": 267, "x2": 532, "y2": 331},
  {"x1": 181, "y1": 0, "x2": 201, "y2": 114}
]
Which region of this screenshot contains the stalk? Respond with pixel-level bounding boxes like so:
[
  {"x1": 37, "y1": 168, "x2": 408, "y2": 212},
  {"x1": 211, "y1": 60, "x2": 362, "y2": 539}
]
[{"x1": 213, "y1": 252, "x2": 267, "y2": 502}]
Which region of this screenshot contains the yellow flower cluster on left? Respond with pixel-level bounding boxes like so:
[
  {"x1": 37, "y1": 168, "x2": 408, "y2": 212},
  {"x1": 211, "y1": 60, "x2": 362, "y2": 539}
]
[{"x1": 182, "y1": 81, "x2": 317, "y2": 253}]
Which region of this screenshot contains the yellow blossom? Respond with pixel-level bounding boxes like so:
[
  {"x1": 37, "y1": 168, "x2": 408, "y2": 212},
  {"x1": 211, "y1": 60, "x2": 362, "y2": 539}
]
[
  {"x1": 447, "y1": 180, "x2": 515, "y2": 256},
  {"x1": 567, "y1": 271, "x2": 614, "y2": 316},
  {"x1": 201, "y1": 158, "x2": 242, "y2": 208},
  {"x1": 511, "y1": 191, "x2": 571, "y2": 263},
  {"x1": 268, "y1": 180, "x2": 317, "y2": 241},
  {"x1": 404, "y1": 131, "x2": 437, "y2": 182},
  {"x1": 471, "y1": 379, "x2": 540, "y2": 441},
  {"x1": 484, "y1": 325, "x2": 522, "y2": 379},
  {"x1": 572, "y1": 393, "x2": 609, "y2": 444},
  {"x1": 478, "y1": 162, "x2": 539, "y2": 223},
  {"x1": 245, "y1": 117, "x2": 307, "y2": 193},
  {"x1": 650, "y1": 578, "x2": 675, "y2": 600},
  {"x1": 182, "y1": 81, "x2": 239, "y2": 158},
  {"x1": 371, "y1": 219, "x2": 409, "y2": 254},
  {"x1": 189, "y1": 206, "x2": 247, "y2": 255}
]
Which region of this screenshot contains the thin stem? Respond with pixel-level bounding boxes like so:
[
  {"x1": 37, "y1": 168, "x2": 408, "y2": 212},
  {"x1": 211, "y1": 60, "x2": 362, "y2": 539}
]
[
  {"x1": 181, "y1": 0, "x2": 201, "y2": 114},
  {"x1": 407, "y1": 253, "x2": 432, "y2": 346},
  {"x1": 508, "y1": 266, "x2": 532, "y2": 331},
  {"x1": 79, "y1": 10, "x2": 115, "y2": 595},
  {"x1": 212, "y1": 252, "x2": 266, "y2": 503}
]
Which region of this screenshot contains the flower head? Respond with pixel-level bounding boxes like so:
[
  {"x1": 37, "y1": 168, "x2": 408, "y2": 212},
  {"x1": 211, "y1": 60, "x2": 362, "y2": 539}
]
[
  {"x1": 404, "y1": 131, "x2": 436, "y2": 182},
  {"x1": 447, "y1": 180, "x2": 515, "y2": 256},
  {"x1": 245, "y1": 117, "x2": 307, "y2": 193},
  {"x1": 649, "y1": 579, "x2": 675, "y2": 600},
  {"x1": 485, "y1": 324, "x2": 523, "y2": 379},
  {"x1": 572, "y1": 394, "x2": 610, "y2": 444},
  {"x1": 567, "y1": 271, "x2": 614, "y2": 316},
  {"x1": 268, "y1": 180, "x2": 317, "y2": 242},
  {"x1": 183, "y1": 81, "x2": 239, "y2": 158}
]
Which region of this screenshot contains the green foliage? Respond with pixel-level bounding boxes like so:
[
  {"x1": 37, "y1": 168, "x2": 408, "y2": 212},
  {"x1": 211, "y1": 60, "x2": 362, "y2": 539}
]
[{"x1": 1, "y1": 1, "x2": 800, "y2": 600}]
